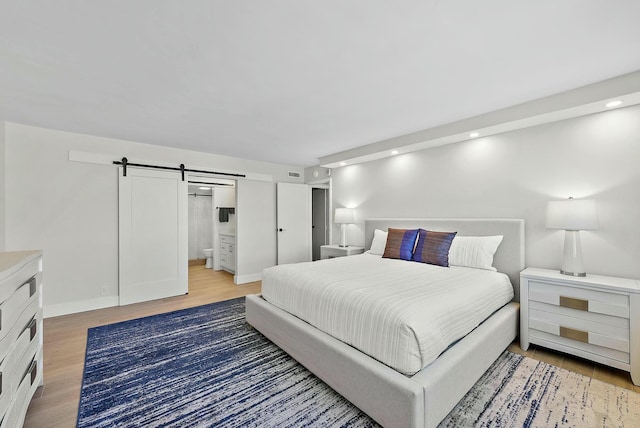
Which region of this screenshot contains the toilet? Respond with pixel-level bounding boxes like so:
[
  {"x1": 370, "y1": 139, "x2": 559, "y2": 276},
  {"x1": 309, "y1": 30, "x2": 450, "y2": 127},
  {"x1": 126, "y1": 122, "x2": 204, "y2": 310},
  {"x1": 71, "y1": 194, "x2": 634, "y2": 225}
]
[{"x1": 203, "y1": 249, "x2": 213, "y2": 269}]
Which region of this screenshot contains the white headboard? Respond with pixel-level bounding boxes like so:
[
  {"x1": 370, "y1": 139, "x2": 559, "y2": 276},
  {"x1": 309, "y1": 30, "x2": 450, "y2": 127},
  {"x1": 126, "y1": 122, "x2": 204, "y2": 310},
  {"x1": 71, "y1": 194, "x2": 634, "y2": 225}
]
[{"x1": 364, "y1": 218, "x2": 525, "y2": 301}]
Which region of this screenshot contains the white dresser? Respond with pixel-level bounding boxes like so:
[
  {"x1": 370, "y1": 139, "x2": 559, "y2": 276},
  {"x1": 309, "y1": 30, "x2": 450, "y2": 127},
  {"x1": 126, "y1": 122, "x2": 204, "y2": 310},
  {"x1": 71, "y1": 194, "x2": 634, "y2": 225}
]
[
  {"x1": 220, "y1": 234, "x2": 235, "y2": 273},
  {"x1": 0, "y1": 251, "x2": 43, "y2": 428},
  {"x1": 520, "y1": 267, "x2": 639, "y2": 385}
]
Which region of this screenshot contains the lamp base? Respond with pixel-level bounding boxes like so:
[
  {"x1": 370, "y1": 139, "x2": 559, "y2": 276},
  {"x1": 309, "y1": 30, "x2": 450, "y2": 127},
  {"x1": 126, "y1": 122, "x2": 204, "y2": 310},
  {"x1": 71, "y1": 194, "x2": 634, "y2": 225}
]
[
  {"x1": 560, "y1": 270, "x2": 587, "y2": 277},
  {"x1": 339, "y1": 223, "x2": 349, "y2": 248},
  {"x1": 561, "y1": 230, "x2": 587, "y2": 277}
]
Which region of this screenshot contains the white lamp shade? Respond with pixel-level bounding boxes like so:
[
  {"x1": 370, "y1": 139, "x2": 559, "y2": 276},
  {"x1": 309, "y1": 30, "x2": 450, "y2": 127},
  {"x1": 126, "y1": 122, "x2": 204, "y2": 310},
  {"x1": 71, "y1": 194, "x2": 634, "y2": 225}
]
[
  {"x1": 546, "y1": 199, "x2": 598, "y2": 231},
  {"x1": 334, "y1": 208, "x2": 355, "y2": 224}
]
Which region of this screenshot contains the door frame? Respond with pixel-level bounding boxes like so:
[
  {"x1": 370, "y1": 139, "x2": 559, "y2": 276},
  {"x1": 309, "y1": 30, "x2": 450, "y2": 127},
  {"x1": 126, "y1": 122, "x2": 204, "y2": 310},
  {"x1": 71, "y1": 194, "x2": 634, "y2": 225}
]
[{"x1": 308, "y1": 178, "x2": 332, "y2": 246}]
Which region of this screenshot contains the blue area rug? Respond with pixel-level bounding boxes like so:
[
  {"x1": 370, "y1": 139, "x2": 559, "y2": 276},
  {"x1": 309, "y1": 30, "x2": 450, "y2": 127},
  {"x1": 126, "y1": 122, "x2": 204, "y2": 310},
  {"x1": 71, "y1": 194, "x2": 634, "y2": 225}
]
[{"x1": 78, "y1": 298, "x2": 640, "y2": 427}]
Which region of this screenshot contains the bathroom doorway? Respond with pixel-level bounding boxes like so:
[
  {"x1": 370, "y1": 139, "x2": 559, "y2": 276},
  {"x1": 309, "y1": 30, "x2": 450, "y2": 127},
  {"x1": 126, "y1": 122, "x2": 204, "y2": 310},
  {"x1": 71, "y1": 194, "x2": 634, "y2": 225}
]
[
  {"x1": 187, "y1": 178, "x2": 236, "y2": 275},
  {"x1": 188, "y1": 184, "x2": 213, "y2": 265}
]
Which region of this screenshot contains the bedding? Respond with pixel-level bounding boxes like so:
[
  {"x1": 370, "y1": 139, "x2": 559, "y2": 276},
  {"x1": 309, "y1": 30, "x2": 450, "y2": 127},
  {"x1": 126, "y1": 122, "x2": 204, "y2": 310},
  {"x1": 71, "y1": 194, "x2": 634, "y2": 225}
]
[
  {"x1": 368, "y1": 229, "x2": 388, "y2": 255},
  {"x1": 448, "y1": 235, "x2": 503, "y2": 271},
  {"x1": 261, "y1": 253, "x2": 514, "y2": 375}
]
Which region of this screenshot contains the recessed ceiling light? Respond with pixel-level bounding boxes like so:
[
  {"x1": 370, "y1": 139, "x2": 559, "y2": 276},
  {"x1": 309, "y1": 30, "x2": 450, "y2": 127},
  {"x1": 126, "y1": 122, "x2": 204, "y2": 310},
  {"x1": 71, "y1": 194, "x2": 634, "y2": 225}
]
[
  {"x1": 391, "y1": 150, "x2": 399, "y2": 155},
  {"x1": 469, "y1": 132, "x2": 480, "y2": 138},
  {"x1": 605, "y1": 100, "x2": 623, "y2": 108},
  {"x1": 339, "y1": 162, "x2": 346, "y2": 166}
]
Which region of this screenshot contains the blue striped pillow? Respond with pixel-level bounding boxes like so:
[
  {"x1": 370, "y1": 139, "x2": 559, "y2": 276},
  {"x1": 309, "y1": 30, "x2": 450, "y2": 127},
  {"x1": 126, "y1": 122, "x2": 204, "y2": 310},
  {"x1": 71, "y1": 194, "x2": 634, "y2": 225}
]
[
  {"x1": 412, "y1": 229, "x2": 457, "y2": 267},
  {"x1": 382, "y1": 228, "x2": 419, "y2": 261}
]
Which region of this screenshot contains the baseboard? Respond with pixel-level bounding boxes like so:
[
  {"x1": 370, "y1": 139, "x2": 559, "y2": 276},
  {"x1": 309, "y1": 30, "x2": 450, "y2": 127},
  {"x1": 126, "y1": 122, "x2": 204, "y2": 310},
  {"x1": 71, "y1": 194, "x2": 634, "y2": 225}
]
[
  {"x1": 44, "y1": 296, "x2": 119, "y2": 318},
  {"x1": 235, "y1": 272, "x2": 262, "y2": 284}
]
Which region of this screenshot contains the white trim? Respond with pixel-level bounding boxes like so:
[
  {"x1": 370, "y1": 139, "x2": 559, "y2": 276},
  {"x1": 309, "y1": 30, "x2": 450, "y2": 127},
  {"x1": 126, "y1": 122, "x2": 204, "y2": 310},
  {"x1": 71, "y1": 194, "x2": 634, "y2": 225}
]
[
  {"x1": 68, "y1": 150, "x2": 273, "y2": 182},
  {"x1": 44, "y1": 296, "x2": 119, "y2": 318},
  {"x1": 235, "y1": 272, "x2": 262, "y2": 284}
]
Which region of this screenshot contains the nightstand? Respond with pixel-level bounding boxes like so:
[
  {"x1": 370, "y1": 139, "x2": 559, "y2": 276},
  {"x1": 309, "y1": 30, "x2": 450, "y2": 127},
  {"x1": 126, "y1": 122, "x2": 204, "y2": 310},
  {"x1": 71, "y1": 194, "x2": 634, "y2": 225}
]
[
  {"x1": 320, "y1": 245, "x2": 364, "y2": 260},
  {"x1": 520, "y1": 267, "x2": 640, "y2": 385}
]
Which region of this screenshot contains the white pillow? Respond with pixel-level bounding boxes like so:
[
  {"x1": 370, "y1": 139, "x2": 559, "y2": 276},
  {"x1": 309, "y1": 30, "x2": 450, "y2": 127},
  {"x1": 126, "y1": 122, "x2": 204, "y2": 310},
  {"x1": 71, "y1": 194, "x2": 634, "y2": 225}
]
[
  {"x1": 448, "y1": 235, "x2": 503, "y2": 271},
  {"x1": 368, "y1": 229, "x2": 388, "y2": 255}
]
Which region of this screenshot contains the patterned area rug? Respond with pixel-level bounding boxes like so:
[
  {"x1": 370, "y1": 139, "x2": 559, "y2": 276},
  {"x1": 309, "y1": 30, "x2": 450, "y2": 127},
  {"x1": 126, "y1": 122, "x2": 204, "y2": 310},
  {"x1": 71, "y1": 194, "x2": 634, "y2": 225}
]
[{"x1": 78, "y1": 298, "x2": 640, "y2": 427}]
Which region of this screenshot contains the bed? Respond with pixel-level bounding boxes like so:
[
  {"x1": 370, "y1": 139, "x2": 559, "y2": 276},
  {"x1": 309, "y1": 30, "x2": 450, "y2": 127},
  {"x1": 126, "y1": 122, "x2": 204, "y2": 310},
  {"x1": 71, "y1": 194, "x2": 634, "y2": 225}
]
[{"x1": 246, "y1": 218, "x2": 524, "y2": 428}]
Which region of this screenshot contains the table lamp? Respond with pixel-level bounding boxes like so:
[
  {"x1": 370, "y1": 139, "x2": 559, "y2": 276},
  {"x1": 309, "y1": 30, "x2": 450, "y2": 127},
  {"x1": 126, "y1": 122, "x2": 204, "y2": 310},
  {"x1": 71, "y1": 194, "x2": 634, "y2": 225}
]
[
  {"x1": 334, "y1": 208, "x2": 355, "y2": 247},
  {"x1": 546, "y1": 197, "x2": 598, "y2": 277}
]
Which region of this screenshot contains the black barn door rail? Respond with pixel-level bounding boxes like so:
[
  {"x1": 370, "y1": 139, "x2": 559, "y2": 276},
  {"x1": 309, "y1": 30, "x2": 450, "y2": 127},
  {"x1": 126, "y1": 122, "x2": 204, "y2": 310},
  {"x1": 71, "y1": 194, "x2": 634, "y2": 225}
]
[{"x1": 113, "y1": 157, "x2": 246, "y2": 181}]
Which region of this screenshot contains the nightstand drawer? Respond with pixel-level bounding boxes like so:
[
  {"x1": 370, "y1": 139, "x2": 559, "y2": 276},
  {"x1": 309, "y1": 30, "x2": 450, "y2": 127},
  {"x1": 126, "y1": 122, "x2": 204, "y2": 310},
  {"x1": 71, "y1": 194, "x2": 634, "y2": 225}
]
[
  {"x1": 529, "y1": 281, "x2": 629, "y2": 318},
  {"x1": 529, "y1": 308, "x2": 629, "y2": 352},
  {"x1": 530, "y1": 330, "x2": 629, "y2": 364}
]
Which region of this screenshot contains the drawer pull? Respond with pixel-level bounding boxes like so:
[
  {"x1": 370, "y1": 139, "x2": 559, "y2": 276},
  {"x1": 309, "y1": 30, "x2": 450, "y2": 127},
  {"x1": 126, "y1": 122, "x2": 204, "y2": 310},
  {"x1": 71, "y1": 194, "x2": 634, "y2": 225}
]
[
  {"x1": 0, "y1": 371, "x2": 2, "y2": 395},
  {"x1": 28, "y1": 276, "x2": 37, "y2": 297},
  {"x1": 25, "y1": 360, "x2": 37, "y2": 385},
  {"x1": 559, "y1": 296, "x2": 588, "y2": 311},
  {"x1": 29, "y1": 318, "x2": 37, "y2": 341},
  {"x1": 560, "y1": 326, "x2": 589, "y2": 343}
]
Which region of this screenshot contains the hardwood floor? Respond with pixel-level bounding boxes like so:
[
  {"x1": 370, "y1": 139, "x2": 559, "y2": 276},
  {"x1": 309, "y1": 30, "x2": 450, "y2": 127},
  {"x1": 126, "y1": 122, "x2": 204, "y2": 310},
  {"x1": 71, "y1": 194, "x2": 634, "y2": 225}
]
[
  {"x1": 507, "y1": 341, "x2": 640, "y2": 393},
  {"x1": 24, "y1": 265, "x2": 260, "y2": 428},
  {"x1": 24, "y1": 266, "x2": 638, "y2": 427}
]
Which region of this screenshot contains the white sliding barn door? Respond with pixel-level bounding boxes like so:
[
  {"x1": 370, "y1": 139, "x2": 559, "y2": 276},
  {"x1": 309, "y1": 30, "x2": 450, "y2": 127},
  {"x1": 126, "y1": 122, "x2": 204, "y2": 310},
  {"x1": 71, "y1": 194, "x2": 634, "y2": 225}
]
[
  {"x1": 119, "y1": 167, "x2": 188, "y2": 305},
  {"x1": 277, "y1": 182, "x2": 311, "y2": 265}
]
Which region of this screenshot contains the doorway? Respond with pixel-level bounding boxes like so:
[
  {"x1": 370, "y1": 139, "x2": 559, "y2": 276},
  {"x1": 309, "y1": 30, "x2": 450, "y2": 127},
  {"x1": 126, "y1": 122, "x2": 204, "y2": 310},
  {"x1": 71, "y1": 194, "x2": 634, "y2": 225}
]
[
  {"x1": 311, "y1": 187, "x2": 330, "y2": 261},
  {"x1": 187, "y1": 177, "x2": 236, "y2": 279},
  {"x1": 188, "y1": 184, "x2": 213, "y2": 264}
]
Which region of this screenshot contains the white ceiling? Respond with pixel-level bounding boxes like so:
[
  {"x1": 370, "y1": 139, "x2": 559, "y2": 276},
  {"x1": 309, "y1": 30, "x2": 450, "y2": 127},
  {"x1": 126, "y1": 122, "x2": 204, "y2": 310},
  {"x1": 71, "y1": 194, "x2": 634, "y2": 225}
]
[{"x1": 1, "y1": 1, "x2": 640, "y2": 167}]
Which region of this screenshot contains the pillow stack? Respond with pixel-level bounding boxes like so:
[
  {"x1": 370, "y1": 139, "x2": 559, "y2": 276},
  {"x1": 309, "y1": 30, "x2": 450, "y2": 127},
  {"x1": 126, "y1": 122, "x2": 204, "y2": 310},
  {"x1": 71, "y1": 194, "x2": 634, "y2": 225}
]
[{"x1": 370, "y1": 227, "x2": 503, "y2": 270}]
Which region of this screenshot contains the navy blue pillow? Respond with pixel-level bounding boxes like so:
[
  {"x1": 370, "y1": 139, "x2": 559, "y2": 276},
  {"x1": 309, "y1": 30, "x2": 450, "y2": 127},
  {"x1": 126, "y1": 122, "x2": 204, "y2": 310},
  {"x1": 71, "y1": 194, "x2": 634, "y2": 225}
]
[
  {"x1": 412, "y1": 229, "x2": 457, "y2": 267},
  {"x1": 382, "y1": 228, "x2": 419, "y2": 261}
]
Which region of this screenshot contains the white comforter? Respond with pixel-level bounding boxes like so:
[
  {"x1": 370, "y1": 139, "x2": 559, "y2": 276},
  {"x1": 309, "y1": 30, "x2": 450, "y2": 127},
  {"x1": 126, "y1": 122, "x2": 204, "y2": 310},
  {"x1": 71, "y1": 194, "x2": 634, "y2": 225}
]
[{"x1": 261, "y1": 253, "x2": 514, "y2": 375}]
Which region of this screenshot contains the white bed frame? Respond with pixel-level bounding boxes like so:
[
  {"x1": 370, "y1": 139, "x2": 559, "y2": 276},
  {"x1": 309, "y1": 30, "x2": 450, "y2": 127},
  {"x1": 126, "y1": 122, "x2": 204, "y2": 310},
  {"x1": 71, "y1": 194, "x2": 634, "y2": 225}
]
[{"x1": 246, "y1": 218, "x2": 524, "y2": 428}]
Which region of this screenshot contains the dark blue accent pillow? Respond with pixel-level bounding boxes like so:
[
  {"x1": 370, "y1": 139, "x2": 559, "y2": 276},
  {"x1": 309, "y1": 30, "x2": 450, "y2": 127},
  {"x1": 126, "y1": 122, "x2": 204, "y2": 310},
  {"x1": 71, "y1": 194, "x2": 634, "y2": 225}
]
[
  {"x1": 382, "y1": 228, "x2": 419, "y2": 261},
  {"x1": 412, "y1": 229, "x2": 457, "y2": 267}
]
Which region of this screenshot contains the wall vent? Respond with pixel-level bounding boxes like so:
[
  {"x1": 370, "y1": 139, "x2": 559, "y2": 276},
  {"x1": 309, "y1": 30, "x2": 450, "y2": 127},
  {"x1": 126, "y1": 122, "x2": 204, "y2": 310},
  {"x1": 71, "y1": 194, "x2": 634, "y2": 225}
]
[{"x1": 288, "y1": 171, "x2": 301, "y2": 178}]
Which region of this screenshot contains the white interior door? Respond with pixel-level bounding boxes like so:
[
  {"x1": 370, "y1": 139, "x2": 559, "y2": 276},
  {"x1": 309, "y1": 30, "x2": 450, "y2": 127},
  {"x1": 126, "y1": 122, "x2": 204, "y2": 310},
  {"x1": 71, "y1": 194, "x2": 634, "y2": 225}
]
[
  {"x1": 277, "y1": 182, "x2": 311, "y2": 264},
  {"x1": 119, "y1": 167, "x2": 188, "y2": 305}
]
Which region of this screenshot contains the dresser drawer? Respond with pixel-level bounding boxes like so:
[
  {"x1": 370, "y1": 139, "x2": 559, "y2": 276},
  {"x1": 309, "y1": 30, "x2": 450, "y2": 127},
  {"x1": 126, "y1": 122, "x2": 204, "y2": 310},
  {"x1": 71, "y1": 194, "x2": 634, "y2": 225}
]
[
  {"x1": 0, "y1": 296, "x2": 40, "y2": 363},
  {"x1": 0, "y1": 258, "x2": 40, "y2": 305},
  {"x1": 529, "y1": 281, "x2": 629, "y2": 318},
  {"x1": 0, "y1": 310, "x2": 39, "y2": 424},
  {"x1": 0, "y1": 273, "x2": 39, "y2": 344},
  {"x1": 2, "y1": 352, "x2": 39, "y2": 428}
]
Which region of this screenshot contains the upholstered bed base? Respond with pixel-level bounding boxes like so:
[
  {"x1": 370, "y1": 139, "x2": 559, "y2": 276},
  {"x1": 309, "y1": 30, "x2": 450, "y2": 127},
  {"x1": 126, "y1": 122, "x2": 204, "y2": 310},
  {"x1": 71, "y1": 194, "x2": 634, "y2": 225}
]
[
  {"x1": 246, "y1": 294, "x2": 519, "y2": 428},
  {"x1": 246, "y1": 218, "x2": 524, "y2": 427}
]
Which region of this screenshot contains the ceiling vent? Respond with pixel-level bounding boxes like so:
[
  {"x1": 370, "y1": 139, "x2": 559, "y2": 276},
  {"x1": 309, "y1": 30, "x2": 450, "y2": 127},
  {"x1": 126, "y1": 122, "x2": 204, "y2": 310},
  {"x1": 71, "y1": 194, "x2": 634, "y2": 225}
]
[{"x1": 288, "y1": 171, "x2": 301, "y2": 178}]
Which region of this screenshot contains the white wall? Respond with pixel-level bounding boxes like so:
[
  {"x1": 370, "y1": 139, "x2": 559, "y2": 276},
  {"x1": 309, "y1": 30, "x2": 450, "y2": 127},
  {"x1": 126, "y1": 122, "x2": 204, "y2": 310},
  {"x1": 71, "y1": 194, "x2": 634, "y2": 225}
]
[
  {"x1": 4, "y1": 123, "x2": 300, "y2": 316},
  {"x1": 331, "y1": 105, "x2": 640, "y2": 280}
]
